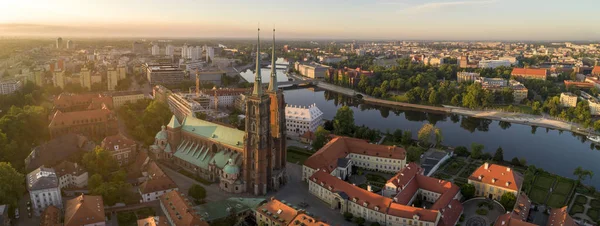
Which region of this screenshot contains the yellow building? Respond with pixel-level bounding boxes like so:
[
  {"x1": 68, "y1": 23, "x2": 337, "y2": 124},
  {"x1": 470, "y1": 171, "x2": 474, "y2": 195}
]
[
  {"x1": 34, "y1": 69, "x2": 44, "y2": 86},
  {"x1": 80, "y1": 67, "x2": 91, "y2": 90},
  {"x1": 107, "y1": 67, "x2": 119, "y2": 91},
  {"x1": 53, "y1": 70, "x2": 65, "y2": 89},
  {"x1": 111, "y1": 90, "x2": 146, "y2": 109},
  {"x1": 559, "y1": 92, "x2": 578, "y2": 108},
  {"x1": 468, "y1": 163, "x2": 523, "y2": 200}
]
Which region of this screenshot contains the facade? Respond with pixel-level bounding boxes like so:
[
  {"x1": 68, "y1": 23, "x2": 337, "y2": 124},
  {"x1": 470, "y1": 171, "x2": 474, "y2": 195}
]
[
  {"x1": 328, "y1": 67, "x2": 374, "y2": 87},
  {"x1": 285, "y1": 104, "x2": 324, "y2": 137},
  {"x1": 475, "y1": 77, "x2": 508, "y2": 87},
  {"x1": 52, "y1": 70, "x2": 65, "y2": 89},
  {"x1": 111, "y1": 90, "x2": 146, "y2": 109},
  {"x1": 152, "y1": 44, "x2": 160, "y2": 56},
  {"x1": 145, "y1": 63, "x2": 185, "y2": 85},
  {"x1": 422, "y1": 56, "x2": 444, "y2": 66},
  {"x1": 468, "y1": 163, "x2": 523, "y2": 200},
  {"x1": 27, "y1": 167, "x2": 62, "y2": 216},
  {"x1": 318, "y1": 55, "x2": 346, "y2": 64},
  {"x1": 560, "y1": 92, "x2": 578, "y2": 107},
  {"x1": 0, "y1": 79, "x2": 22, "y2": 95},
  {"x1": 138, "y1": 162, "x2": 178, "y2": 202},
  {"x1": 80, "y1": 66, "x2": 92, "y2": 90},
  {"x1": 49, "y1": 106, "x2": 118, "y2": 140},
  {"x1": 294, "y1": 62, "x2": 330, "y2": 79},
  {"x1": 159, "y1": 190, "x2": 209, "y2": 226},
  {"x1": 303, "y1": 136, "x2": 406, "y2": 181},
  {"x1": 200, "y1": 88, "x2": 250, "y2": 109},
  {"x1": 53, "y1": 161, "x2": 88, "y2": 189},
  {"x1": 167, "y1": 92, "x2": 211, "y2": 120},
  {"x1": 457, "y1": 72, "x2": 480, "y2": 83},
  {"x1": 150, "y1": 30, "x2": 287, "y2": 195},
  {"x1": 117, "y1": 65, "x2": 127, "y2": 80},
  {"x1": 101, "y1": 134, "x2": 137, "y2": 166},
  {"x1": 510, "y1": 80, "x2": 529, "y2": 103},
  {"x1": 589, "y1": 99, "x2": 600, "y2": 116},
  {"x1": 478, "y1": 59, "x2": 512, "y2": 68},
  {"x1": 511, "y1": 68, "x2": 547, "y2": 80},
  {"x1": 66, "y1": 40, "x2": 73, "y2": 49},
  {"x1": 64, "y1": 195, "x2": 105, "y2": 226},
  {"x1": 107, "y1": 67, "x2": 119, "y2": 91},
  {"x1": 166, "y1": 44, "x2": 174, "y2": 56},
  {"x1": 255, "y1": 198, "x2": 330, "y2": 226}
]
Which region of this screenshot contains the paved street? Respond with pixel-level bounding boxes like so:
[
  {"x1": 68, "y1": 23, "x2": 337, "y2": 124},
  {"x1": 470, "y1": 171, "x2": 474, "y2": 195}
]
[{"x1": 159, "y1": 163, "x2": 232, "y2": 202}]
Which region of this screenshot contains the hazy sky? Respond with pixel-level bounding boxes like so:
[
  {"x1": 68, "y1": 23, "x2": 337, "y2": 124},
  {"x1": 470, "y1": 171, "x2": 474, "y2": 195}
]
[{"x1": 1, "y1": 0, "x2": 599, "y2": 40}]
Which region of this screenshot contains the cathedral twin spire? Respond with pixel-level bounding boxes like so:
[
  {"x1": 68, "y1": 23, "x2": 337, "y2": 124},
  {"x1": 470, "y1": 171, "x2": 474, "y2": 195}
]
[{"x1": 252, "y1": 27, "x2": 278, "y2": 96}]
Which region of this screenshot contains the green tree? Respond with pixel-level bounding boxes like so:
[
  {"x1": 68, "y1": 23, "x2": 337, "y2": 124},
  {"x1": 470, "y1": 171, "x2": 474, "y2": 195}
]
[
  {"x1": 499, "y1": 192, "x2": 517, "y2": 210},
  {"x1": 493, "y1": 147, "x2": 504, "y2": 162},
  {"x1": 470, "y1": 143, "x2": 484, "y2": 159},
  {"x1": 333, "y1": 106, "x2": 355, "y2": 136},
  {"x1": 401, "y1": 131, "x2": 412, "y2": 146},
  {"x1": 312, "y1": 126, "x2": 330, "y2": 151},
  {"x1": 511, "y1": 157, "x2": 521, "y2": 166},
  {"x1": 392, "y1": 129, "x2": 403, "y2": 143},
  {"x1": 88, "y1": 173, "x2": 103, "y2": 190},
  {"x1": 343, "y1": 212, "x2": 353, "y2": 221},
  {"x1": 454, "y1": 146, "x2": 470, "y2": 157},
  {"x1": 188, "y1": 184, "x2": 207, "y2": 202},
  {"x1": 418, "y1": 124, "x2": 442, "y2": 147},
  {"x1": 83, "y1": 146, "x2": 119, "y2": 179},
  {"x1": 407, "y1": 146, "x2": 425, "y2": 163},
  {"x1": 354, "y1": 217, "x2": 365, "y2": 226},
  {"x1": 91, "y1": 181, "x2": 133, "y2": 206},
  {"x1": 460, "y1": 183, "x2": 476, "y2": 200},
  {"x1": 0, "y1": 162, "x2": 25, "y2": 207},
  {"x1": 573, "y1": 167, "x2": 594, "y2": 183}
]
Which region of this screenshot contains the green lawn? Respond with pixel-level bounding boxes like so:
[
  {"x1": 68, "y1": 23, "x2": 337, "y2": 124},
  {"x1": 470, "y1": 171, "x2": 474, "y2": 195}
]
[
  {"x1": 434, "y1": 172, "x2": 452, "y2": 180},
  {"x1": 286, "y1": 146, "x2": 313, "y2": 164},
  {"x1": 459, "y1": 164, "x2": 479, "y2": 179},
  {"x1": 554, "y1": 180, "x2": 575, "y2": 195},
  {"x1": 591, "y1": 199, "x2": 600, "y2": 209},
  {"x1": 575, "y1": 195, "x2": 589, "y2": 205},
  {"x1": 587, "y1": 208, "x2": 600, "y2": 221},
  {"x1": 443, "y1": 159, "x2": 466, "y2": 175},
  {"x1": 529, "y1": 187, "x2": 549, "y2": 204},
  {"x1": 495, "y1": 105, "x2": 534, "y2": 114},
  {"x1": 535, "y1": 174, "x2": 556, "y2": 190},
  {"x1": 570, "y1": 204, "x2": 585, "y2": 215},
  {"x1": 365, "y1": 174, "x2": 388, "y2": 184},
  {"x1": 547, "y1": 193, "x2": 568, "y2": 208},
  {"x1": 388, "y1": 94, "x2": 409, "y2": 103}
]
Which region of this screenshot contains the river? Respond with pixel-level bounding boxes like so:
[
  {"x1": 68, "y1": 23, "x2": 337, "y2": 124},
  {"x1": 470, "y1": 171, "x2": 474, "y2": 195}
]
[{"x1": 241, "y1": 62, "x2": 600, "y2": 187}]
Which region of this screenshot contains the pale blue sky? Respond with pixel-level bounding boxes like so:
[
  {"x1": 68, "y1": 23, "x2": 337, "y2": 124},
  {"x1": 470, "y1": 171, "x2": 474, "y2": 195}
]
[{"x1": 0, "y1": 0, "x2": 599, "y2": 40}]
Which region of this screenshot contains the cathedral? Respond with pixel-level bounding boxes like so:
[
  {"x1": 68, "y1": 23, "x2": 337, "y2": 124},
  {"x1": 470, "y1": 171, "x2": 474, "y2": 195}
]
[{"x1": 150, "y1": 28, "x2": 287, "y2": 195}]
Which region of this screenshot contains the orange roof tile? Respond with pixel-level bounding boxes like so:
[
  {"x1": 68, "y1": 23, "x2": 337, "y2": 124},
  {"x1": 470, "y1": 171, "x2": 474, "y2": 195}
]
[
  {"x1": 494, "y1": 213, "x2": 537, "y2": 226},
  {"x1": 437, "y1": 200, "x2": 464, "y2": 226},
  {"x1": 49, "y1": 107, "x2": 115, "y2": 128},
  {"x1": 64, "y1": 195, "x2": 105, "y2": 226},
  {"x1": 468, "y1": 163, "x2": 523, "y2": 191},
  {"x1": 386, "y1": 162, "x2": 422, "y2": 189},
  {"x1": 387, "y1": 203, "x2": 439, "y2": 223},
  {"x1": 511, "y1": 68, "x2": 547, "y2": 79},
  {"x1": 592, "y1": 66, "x2": 600, "y2": 75},
  {"x1": 512, "y1": 192, "x2": 532, "y2": 221},
  {"x1": 137, "y1": 216, "x2": 169, "y2": 226},
  {"x1": 547, "y1": 206, "x2": 576, "y2": 226},
  {"x1": 139, "y1": 162, "x2": 177, "y2": 194},
  {"x1": 40, "y1": 205, "x2": 61, "y2": 226},
  {"x1": 257, "y1": 198, "x2": 299, "y2": 225},
  {"x1": 289, "y1": 213, "x2": 330, "y2": 226},
  {"x1": 304, "y1": 136, "x2": 405, "y2": 173},
  {"x1": 159, "y1": 191, "x2": 208, "y2": 226},
  {"x1": 101, "y1": 134, "x2": 136, "y2": 152}
]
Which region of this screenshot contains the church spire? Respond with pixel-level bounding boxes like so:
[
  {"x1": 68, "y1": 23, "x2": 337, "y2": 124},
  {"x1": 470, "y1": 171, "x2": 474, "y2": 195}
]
[
  {"x1": 252, "y1": 27, "x2": 263, "y2": 96},
  {"x1": 268, "y1": 28, "x2": 278, "y2": 92}
]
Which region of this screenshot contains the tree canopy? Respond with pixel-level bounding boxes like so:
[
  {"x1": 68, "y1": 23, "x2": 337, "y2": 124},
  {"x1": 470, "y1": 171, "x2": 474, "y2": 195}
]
[
  {"x1": 0, "y1": 162, "x2": 26, "y2": 207},
  {"x1": 333, "y1": 106, "x2": 355, "y2": 136}
]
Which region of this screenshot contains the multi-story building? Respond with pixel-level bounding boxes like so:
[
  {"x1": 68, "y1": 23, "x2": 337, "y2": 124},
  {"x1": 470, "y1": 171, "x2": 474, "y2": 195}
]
[
  {"x1": 53, "y1": 93, "x2": 113, "y2": 112},
  {"x1": 117, "y1": 65, "x2": 127, "y2": 80},
  {"x1": 66, "y1": 40, "x2": 73, "y2": 49},
  {"x1": 206, "y1": 46, "x2": 214, "y2": 62},
  {"x1": 52, "y1": 70, "x2": 65, "y2": 89},
  {"x1": 167, "y1": 92, "x2": 211, "y2": 120},
  {"x1": 101, "y1": 134, "x2": 137, "y2": 166},
  {"x1": 560, "y1": 92, "x2": 578, "y2": 107},
  {"x1": 152, "y1": 44, "x2": 160, "y2": 56},
  {"x1": 64, "y1": 195, "x2": 105, "y2": 226},
  {"x1": 459, "y1": 54, "x2": 478, "y2": 68},
  {"x1": 475, "y1": 77, "x2": 508, "y2": 87},
  {"x1": 111, "y1": 90, "x2": 145, "y2": 109},
  {"x1": 294, "y1": 62, "x2": 330, "y2": 79},
  {"x1": 139, "y1": 162, "x2": 178, "y2": 202},
  {"x1": 48, "y1": 106, "x2": 118, "y2": 140},
  {"x1": 79, "y1": 66, "x2": 91, "y2": 90},
  {"x1": 200, "y1": 88, "x2": 250, "y2": 109},
  {"x1": 285, "y1": 104, "x2": 323, "y2": 136},
  {"x1": 0, "y1": 79, "x2": 22, "y2": 95},
  {"x1": 328, "y1": 67, "x2": 374, "y2": 87},
  {"x1": 510, "y1": 81, "x2": 529, "y2": 103},
  {"x1": 457, "y1": 72, "x2": 480, "y2": 83},
  {"x1": 107, "y1": 67, "x2": 119, "y2": 91},
  {"x1": 159, "y1": 190, "x2": 209, "y2": 226},
  {"x1": 56, "y1": 37, "x2": 62, "y2": 49},
  {"x1": 166, "y1": 44, "x2": 174, "y2": 56},
  {"x1": 593, "y1": 66, "x2": 600, "y2": 76},
  {"x1": 478, "y1": 59, "x2": 512, "y2": 68},
  {"x1": 422, "y1": 56, "x2": 444, "y2": 66},
  {"x1": 34, "y1": 68, "x2": 44, "y2": 86},
  {"x1": 53, "y1": 161, "x2": 88, "y2": 189},
  {"x1": 27, "y1": 167, "x2": 62, "y2": 216},
  {"x1": 589, "y1": 99, "x2": 600, "y2": 116},
  {"x1": 145, "y1": 63, "x2": 185, "y2": 85},
  {"x1": 40, "y1": 205, "x2": 61, "y2": 226},
  {"x1": 255, "y1": 198, "x2": 330, "y2": 226},
  {"x1": 468, "y1": 163, "x2": 523, "y2": 200},
  {"x1": 303, "y1": 136, "x2": 406, "y2": 181},
  {"x1": 511, "y1": 68, "x2": 547, "y2": 80},
  {"x1": 318, "y1": 55, "x2": 347, "y2": 64}
]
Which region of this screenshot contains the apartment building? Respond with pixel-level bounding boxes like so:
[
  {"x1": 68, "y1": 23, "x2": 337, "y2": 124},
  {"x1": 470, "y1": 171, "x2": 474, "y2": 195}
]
[
  {"x1": 111, "y1": 90, "x2": 146, "y2": 109},
  {"x1": 53, "y1": 161, "x2": 88, "y2": 189},
  {"x1": 285, "y1": 104, "x2": 324, "y2": 137},
  {"x1": 27, "y1": 167, "x2": 62, "y2": 216},
  {"x1": 294, "y1": 62, "x2": 330, "y2": 79},
  {"x1": 457, "y1": 72, "x2": 480, "y2": 83},
  {"x1": 560, "y1": 92, "x2": 578, "y2": 107},
  {"x1": 468, "y1": 163, "x2": 523, "y2": 200},
  {"x1": 0, "y1": 79, "x2": 22, "y2": 95},
  {"x1": 145, "y1": 63, "x2": 186, "y2": 85},
  {"x1": 101, "y1": 134, "x2": 137, "y2": 166}
]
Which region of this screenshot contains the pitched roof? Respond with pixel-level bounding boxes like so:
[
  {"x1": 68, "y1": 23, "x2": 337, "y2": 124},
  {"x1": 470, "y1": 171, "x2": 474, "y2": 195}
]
[
  {"x1": 513, "y1": 192, "x2": 532, "y2": 221},
  {"x1": 49, "y1": 107, "x2": 114, "y2": 128},
  {"x1": 172, "y1": 139, "x2": 241, "y2": 171},
  {"x1": 139, "y1": 162, "x2": 177, "y2": 194},
  {"x1": 40, "y1": 205, "x2": 61, "y2": 226},
  {"x1": 137, "y1": 216, "x2": 169, "y2": 226},
  {"x1": 592, "y1": 66, "x2": 600, "y2": 75},
  {"x1": 54, "y1": 93, "x2": 103, "y2": 109},
  {"x1": 468, "y1": 163, "x2": 523, "y2": 191},
  {"x1": 494, "y1": 213, "x2": 537, "y2": 226},
  {"x1": 53, "y1": 160, "x2": 87, "y2": 178},
  {"x1": 180, "y1": 115, "x2": 245, "y2": 148},
  {"x1": 289, "y1": 213, "x2": 330, "y2": 226},
  {"x1": 256, "y1": 198, "x2": 299, "y2": 225},
  {"x1": 27, "y1": 166, "x2": 59, "y2": 191},
  {"x1": 547, "y1": 206, "x2": 576, "y2": 226},
  {"x1": 511, "y1": 68, "x2": 547, "y2": 78},
  {"x1": 193, "y1": 197, "x2": 266, "y2": 222},
  {"x1": 101, "y1": 134, "x2": 136, "y2": 152},
  {"x1": 159, "y1": 190, "x2": 209, "y2": 226},
  {"x1": 304, "y1": 136, "x2": 406, "y2": 173},
  {"x1": 64, "y1": 195, "x2": 105, "y2": 226},
  {"x1": 26, "y1": 134, "x2": 93, "y2": 171},
  {"x1": 437, "y1": 199, "x2": 464, "y2": 226},
  {"x1": 167, "y1": 115, "x2": 181, "y2": 128},
  {"x1": 386, "y1": 162, "x2": 422, "y2": 189}
]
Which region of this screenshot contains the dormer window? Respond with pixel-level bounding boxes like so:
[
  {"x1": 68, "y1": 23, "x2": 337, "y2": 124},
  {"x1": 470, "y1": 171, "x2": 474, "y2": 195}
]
[{"x1": 352, "y1": 198, "x2": 357, "y2": 202}]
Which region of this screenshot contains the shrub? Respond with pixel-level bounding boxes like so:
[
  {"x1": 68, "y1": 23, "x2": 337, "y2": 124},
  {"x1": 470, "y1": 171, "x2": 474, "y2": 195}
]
[
  {"x1": 354, "y1": 217, "x2": 365, "y2": 226},
  {"x1": 476, "y1": 208, "x2": 488, "y2": 215},
  {"x1": 343, "y1": 212, "x2": 353, "y2": 221},
  {"x1": 188, "y1": 184, "x2": 207, "y2": 201}
]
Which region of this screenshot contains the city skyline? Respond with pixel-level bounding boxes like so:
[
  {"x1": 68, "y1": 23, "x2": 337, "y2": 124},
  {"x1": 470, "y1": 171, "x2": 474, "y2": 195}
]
[{"x1": 1, "y1": 0, "x2": 599, "y2": 40}]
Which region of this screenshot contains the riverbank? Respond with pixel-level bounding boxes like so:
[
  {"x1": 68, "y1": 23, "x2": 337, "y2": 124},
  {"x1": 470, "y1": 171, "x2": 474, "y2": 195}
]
[{"x1": 314, "y1": 81, "x2": 587, "y2": 135}]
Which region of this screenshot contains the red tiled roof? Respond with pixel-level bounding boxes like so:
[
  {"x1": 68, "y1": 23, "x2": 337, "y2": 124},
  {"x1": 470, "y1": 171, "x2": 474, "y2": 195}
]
[
  {"x1": 64, "y1": 195, "x2": 105, "y2": 226},
  {"x1": 494, "y1": 213, "x2": 537, "y2": 226},
  {"x1": 257, "y1": 198, "x2": 299, "y2": 225},
  {"x1": 101, "y1": 134, "x2": 136, "y2": 152},
  {"x1": 513, "y1": 192, "x2": 532, "y2": 221},
  {"x1": 511, "y1": 68, "x2": 547, "y2": 79},
  {"x1": 159, "y1": 191, "x2": 208, "y2": 226},
  {"x1": 136, "y1": 216, "x2": 169, "y2": 226},
  {"x1": 40, "y1": 205, "x2": 61, "y2": 226},
  {"x1": 304, "y1": 136, "x2": 406, "y2": 173},
  {"x1": 49, "y1": 107, "x2": 114, "y2": 128},
  {"x1": 139, "y1": 162, "x2": 177, "y2": 194},
  {"x1": 468, "y1": 163, "x2": 523, "y2": 191},
  {"x1": 387, "y1": 203, "x2": 439, "y2": 223},
  {"x1": 437, "y1": 200, "x2": 464, "y2": 226},
  {"x1": 547, "y1": 206, "x2": 576, "y2": 226},
  {"x1": 386, "y1": 162, "x2": 422, "y2": 189},
  {"x1": 592, "y1": 66, "x2": 600, "y2": 75},
  {"x1": 289, "y1": 213, "x2": 330, "y2": 226},
  {"x1": 392, "y1": 172, "x2": 460, "y2": 211}
]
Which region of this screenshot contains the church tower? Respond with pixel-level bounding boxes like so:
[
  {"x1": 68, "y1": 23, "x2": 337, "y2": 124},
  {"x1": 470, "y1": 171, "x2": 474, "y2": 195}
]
[
  {"x1": 267, "y1": 28, "x2": 287, "y2": 189},
  {"x1": 244, "y1": 28, "x2": 273, "y2": 195}
]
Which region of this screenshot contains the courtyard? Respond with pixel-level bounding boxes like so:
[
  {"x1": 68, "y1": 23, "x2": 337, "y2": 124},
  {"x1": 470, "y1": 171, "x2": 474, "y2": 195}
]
[{"x1": 462, "y1": 198, "x2": 505, "y2": 226}]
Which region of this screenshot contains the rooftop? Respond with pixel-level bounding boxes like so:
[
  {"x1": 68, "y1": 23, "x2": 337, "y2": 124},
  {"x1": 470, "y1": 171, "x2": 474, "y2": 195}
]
[
  {"x1": 64, "y1": 195, "x2": 105, "y2": 226},
  {"x1": 27, "y1": 166, "x2": 59, "y2": 191},
  {"x1": 468, "y1": 163, "x2": 523, "y2": 191},
  {"x1": 159, "y1": 190, "x2": 209, "y2": 226}
]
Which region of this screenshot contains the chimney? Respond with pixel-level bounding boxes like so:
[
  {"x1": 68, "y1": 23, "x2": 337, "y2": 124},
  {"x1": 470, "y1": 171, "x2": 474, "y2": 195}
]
[
  {"x1": 492, "y1": 178, "x2": 497, "y2": 183},
  {"x1": 506, "y1": 182, "x2": 510, "y2": 186},
  {"x1": 506, "y1": 167, "x2": 511, "y2": 172},
  {"x1": 484, "y1": 162, "x2": 489, "y2": 170},
  {"x1": 367, "y1": 184, "x2": 372, "y2": 192}
]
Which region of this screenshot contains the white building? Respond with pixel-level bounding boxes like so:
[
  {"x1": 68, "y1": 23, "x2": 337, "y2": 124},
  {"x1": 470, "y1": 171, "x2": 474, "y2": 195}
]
[
  {"x1": 478, "y1": 59, "x2": 512, "y2": 68},
  {"x1": 138, "y1": 162, "x2": 178, "y2": 203},
  {"x1": 285, "y1": 104, "x2": 324, "y2": 137},
  {"x1": 152, "y1": 44, "x2": 160, "y2": 56},
  {"x1": 457, "y1": 72, "x2": 480, "y2": 83},
  {"x1": 192, "y1": 46, "x2": 202, "y2": 61},
  {"x1": 206, "y1": 46, "x2": 215, "y2": 62},
  {"x1": 53, "y1": 161, "x2": 88, "y2": 189},
  {"x1": 181, "y1": 44, "x2": 188, "y2": 58},
  {"x1": 165, "y1": 44, "x2": 174, "y2": 56},
  {"x1": 200, "y1": 88, "x2": 249, "y2": 109},
  {"x1": 0, "y1": 79, "x2": 22, "y2": 95},
  {"x1": 27, "y1": 167, "x2": 62, "y2": 216}
]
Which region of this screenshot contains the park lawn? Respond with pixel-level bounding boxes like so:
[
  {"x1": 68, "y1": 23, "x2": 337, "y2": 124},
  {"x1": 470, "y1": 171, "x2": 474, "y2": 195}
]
[
  {"x1": 443, "y1": 158, "x2": 466, "y2": 175},
  {"x1": 366, "y1": 173, "x2": 388, "y2": 184},
  {"x1": 529, "y1": 187, "x2": 549, "y2": 204},
  {"x1": 535, "y1": 174, "x2": 556, "y2": 190},
  {"x1": 433, "y1": 172, "x2": 452, "y2": 180},
  {"x1": 575, "y1": 195, "x2": 589, "y2": 205},
  {"x1": 547, "y1": 193, "x2": 568, "y2": 208},
  {"x1": 286, "y1": 146, "x2": 313, "y2": 164},
  {"x1": 554, "y1": 180, "x2": 575, "y2": 195},
  {"x1": 495, "y1": 105, "x2": 534, "y2": 114},
  {"x1": 389, "y1": 94, "x2": 409, "y2": 103},
  {"x1": 459, "y1": 164, "x2": 479, "y2": 179},
  {"x1": 591, "y1": 199, "x2": 600, "y2": 209},
  {"x1": 587, "y1": 208, "x2": 600, "y2": 221},
  {"x1": 570, "y1": 204, "x2": 585, "y2": 215}
]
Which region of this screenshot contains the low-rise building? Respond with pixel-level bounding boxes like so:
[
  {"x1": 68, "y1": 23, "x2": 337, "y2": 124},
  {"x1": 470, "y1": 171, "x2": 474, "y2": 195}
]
[
  {"x1": 111, "y1": 90, "x2": 146, "y2": 109},
  {"x1": 48, "y1": 106, "x2": 118, "y2": 140},
  {"x1": 137, "y1": 216, "x2": 169, "y2": 226},
  {"x1": 25, "y1": 134, "x2": 95, "y2": 171},
  {"x1": 64, "y1": 195, "x2": 105, "y2": 226},
  {"x1": 101, "y1": 134, "x2": 137, "y2": 166},
  {"x1": 510, "y1": 80, "x2": 529, "y2": 103},
  {"x1": 457, "y1": 72, "x2": 480, "y2": 83},
  {"x1": 40, "y1": 205, "x2": 61, "y2": 226},
  {"x1": 285, "y1": 104, "x2": 324, "y2": 137},
  {"x1": 53, "y1": 161, "x2": 88, "y2": 189},
  {"x1": 319, "y1": 55, "x2": 346, "y2": 64},
  {"x1": 468, "y1": 163, "x2": 523, "y2": 200},
  {"x1": 139, "y1": 162, "x2": 178, "y2": 203},
  {"x1": 0, "y1": 79, "x2": 22, "y2": 95},
  {"x1": 560, "y1": 92, "x2": 578, "y2": 107},
  {"x1": 194, "y1": 197, "x2": 266, "y2": 225},
  {"x1": 511, "y1": 68, "x2": 547, "y2": 80},
  {"x1": 294, "y1": 62, "x2": 329, "y2": 79},
  {"x1": 475, "y1": 77, "x2": 508, "y2": 87},
  {"x1": 27, "y1": 167, "x2": 62, "y2": 216},
  {"x1": 200, "y1": 88, "x2": 250, "y2": 109},
  {"x1": 589, "y1": 99, "x2": 600, "y2": 116},
  {"x1": 159, "y1": 190, "x2": 209, "y2": 226},
  {"x1": 592, "y1": 66, "x2": 600, "y2": 76},
  {"x1": 255, "y1": 198, "x2": 330, "y2": 226},
  {"x1": 53, "y1": 93, "x2": 113, "y2": 112}
]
